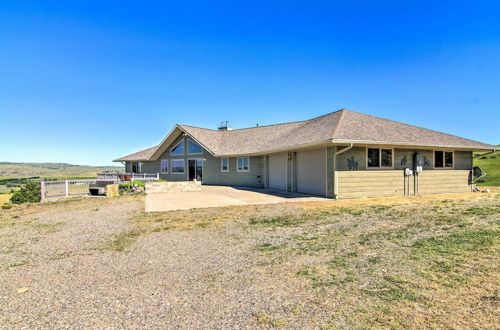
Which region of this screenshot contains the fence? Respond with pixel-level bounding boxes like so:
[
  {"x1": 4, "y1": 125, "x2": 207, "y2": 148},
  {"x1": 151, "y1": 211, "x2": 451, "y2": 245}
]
[
  {"x1": 40, "y1": 173, "x2": 160, "y2": 201},
  {"x1": 41, "y1": 179, "x2": 97, "y2": 201},
  {"x1": 96, "y1": 173, "x2": 159, "y2": 183}
]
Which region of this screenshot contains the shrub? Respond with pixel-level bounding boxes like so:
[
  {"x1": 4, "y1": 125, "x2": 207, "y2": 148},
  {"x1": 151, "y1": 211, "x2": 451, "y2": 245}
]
[
  {"x1": 10, "y1": 181, "x2": 41, "y2": 204},
  {"x1": 118, "y1": 180, "x2": 145, "y2": 195}
]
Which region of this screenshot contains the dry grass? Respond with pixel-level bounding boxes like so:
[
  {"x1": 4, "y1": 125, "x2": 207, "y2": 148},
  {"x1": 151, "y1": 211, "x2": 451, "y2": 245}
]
[
  {"x1": 0, "y1": 194, "x2": 11, "y2": 205},
  {"x1": 243, "y1": 193, "x2": 500, "y2": 328}
]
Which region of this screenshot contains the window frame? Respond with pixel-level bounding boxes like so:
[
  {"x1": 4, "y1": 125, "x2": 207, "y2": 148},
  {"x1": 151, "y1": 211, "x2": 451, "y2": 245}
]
[
  {"x1": 187, "y1": 138, "x2": 203, "y2": 155},
  {"x1": 170, "y1": 140, "x2": 185, "y2": 156},
  {"x1": 221, "y1": 158, "x2": 229, "y2": 172},
  {"x1": 131, "y1": 161, "x2": 141, "y2": 174},
  {"x1": 170, "y1": 159, "x2": 186, "y2": 174},
  {"x1": 160, "y1": 159, "x2": 169, "y2": 174},
  {"x1": 237, "y1": 157, "x2": 250, "y2": 172},
  {"x1": 366, "y1": 147, "x2": 394, "y2": 169},
  {"x1": 433, "y1": 150, "x2": 454, "y2": 169}
]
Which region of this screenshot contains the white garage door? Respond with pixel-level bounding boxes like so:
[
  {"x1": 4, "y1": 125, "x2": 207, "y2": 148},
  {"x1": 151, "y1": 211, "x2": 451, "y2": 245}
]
[
  {"x1": 296, "y1": 148, "x2": 326, "y2": 196},
  {"x1": 268, "y1": 153, "x2": 287, "y2": 191}
]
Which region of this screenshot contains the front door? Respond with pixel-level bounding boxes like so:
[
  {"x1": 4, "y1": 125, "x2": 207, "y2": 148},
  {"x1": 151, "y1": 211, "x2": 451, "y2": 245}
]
[{"x1": 188, "y1": 159, "x2": 203, "y2": 181}]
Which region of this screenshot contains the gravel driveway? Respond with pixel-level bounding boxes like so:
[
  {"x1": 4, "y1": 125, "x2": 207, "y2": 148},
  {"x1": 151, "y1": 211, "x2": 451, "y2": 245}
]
[
  {"x1": 1, "y1": 193, "x2": 498, "y2": 328},
  {"x1": 0, "y1": 197, "x2": 312, "y2": 328}
]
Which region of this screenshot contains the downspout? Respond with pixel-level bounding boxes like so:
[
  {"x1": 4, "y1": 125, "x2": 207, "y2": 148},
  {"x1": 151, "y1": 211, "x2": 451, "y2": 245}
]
[
  {"x1": 332, "y1": 143, "x2": 354, "y2": 199},
  {"x1": 335, "y1": 143, "x2": 354, "y2": 156}
]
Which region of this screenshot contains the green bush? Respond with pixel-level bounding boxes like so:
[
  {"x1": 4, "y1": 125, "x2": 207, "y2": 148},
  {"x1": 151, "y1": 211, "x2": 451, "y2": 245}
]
[
  {"x1": 118, "y1": 180, "x2": 146, "y2": 195},
  {"x1": 10, "y1": 181, "x2": 41, "y2": 204}
]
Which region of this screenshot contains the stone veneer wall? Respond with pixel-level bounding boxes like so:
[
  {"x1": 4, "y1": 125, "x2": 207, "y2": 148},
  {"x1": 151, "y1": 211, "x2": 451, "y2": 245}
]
[{"x1": 145, "y1": 181, "x2": 202, "y2": 194}]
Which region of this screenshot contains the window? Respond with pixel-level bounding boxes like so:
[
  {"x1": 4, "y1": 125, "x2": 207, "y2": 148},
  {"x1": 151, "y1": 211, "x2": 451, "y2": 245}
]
[
  {"x1": 237, "y1": 157, "x2": 249, "y2": 172},
  {"x1": 188, "y1": 139, "x2": 203, "y2": 154},
  {"x1": 367, "y1": 148, "x2": 393, "y2": 168},
  {"x1": 171, "y1": 159, "x2": 185, "y2": 174},
  {"x1": 161, "y1": 159, "x2": 169, "y2": 173},
  {"x1": 131, "y1": 161, "x2": 141, "y2": 174},
  {"x1": 381, "y1": 149, "x2": 392, "y2": 167},
  {"x1": 434, "y1": 150, "x2": 453, "y2": 168},
  {"x1": 221, "y1": 158, "x2": 229, "y2": 172},
  {"x1": 367, "y1": 148, "x2": 380, "y2": 167},
  {"x1": 171, "y1": 141, "x2": 185, "y2": 155}
]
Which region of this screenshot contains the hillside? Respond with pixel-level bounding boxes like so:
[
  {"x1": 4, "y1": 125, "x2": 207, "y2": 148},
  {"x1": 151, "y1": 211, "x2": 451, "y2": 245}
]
[
  {"x1": 0, "y1": 162, "x2": 124, "y2": 179},
  {"x1": 473, "y1": 147, "x2": 500, "y2": 186}
]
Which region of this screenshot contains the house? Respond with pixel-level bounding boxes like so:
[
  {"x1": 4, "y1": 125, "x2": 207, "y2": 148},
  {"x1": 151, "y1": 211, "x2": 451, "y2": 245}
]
[{"x1": 114, "y1": 109, "x2": 497, "y2": 199}]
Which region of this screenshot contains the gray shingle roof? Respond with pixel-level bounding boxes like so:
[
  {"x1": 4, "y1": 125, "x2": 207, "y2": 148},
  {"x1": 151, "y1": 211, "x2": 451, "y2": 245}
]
[
  {"x1": 114, "y1": 146, "x2": 157, "y2": 162},
  {"x1": 115, "y1": 109, "x2": 497, "y2": 161}
]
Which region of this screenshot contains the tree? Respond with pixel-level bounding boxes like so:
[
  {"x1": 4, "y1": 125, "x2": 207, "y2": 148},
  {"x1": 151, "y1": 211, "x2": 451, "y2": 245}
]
[{"x1": 10, "y1": 181, "x2": 41, "y2": 204}]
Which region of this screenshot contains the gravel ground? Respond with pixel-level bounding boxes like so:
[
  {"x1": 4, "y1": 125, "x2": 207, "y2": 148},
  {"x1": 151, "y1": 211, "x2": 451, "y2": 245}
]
[
  {"x1": 0, "y1": 193, "x2": 498, "y2": 328},
  {"x1": 0, "y1": 197, "x2": 315, "y2": 328}
]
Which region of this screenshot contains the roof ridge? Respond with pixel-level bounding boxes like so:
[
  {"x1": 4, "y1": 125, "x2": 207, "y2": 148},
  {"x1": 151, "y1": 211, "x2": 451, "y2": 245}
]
[
  {"x1": 180, "y1": 108, "x2": 347, "y2": 132},
  {"x1": 177, "y1": 124, "x2": 218, "y2": 132},
  {"x1": 329, "y1": 108, "x2": 348, "y2": 139},
  {"x1": 343, "y1": 109, "x2": 489, "y2": 145}
]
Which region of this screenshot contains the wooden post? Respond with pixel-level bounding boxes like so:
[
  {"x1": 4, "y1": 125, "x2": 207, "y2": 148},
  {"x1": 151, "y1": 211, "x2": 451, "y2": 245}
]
[
  {"x1": 65, "y1": 180, "x2": 69, "y2": 198},
  {"x1": 40, "y1": 181, "x2": 46, "y2": 202},
  {"x1": 156, "y1": 173, "x2": 159, "y2": 180}
]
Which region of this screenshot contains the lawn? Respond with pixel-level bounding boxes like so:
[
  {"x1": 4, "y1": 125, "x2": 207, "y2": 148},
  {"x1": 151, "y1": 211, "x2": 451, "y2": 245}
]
[
  {"x1": 0, "y1": 193, "x2": 498, "y2": 328},
  {"x1": 474, "y1": 148, "x2": 500, "y2": 186}
]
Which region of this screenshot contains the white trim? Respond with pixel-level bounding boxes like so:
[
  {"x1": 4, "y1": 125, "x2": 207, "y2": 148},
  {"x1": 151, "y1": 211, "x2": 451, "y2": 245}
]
[
  {"x1": 332, "y1": 139, "x2": 494, "y2": 152},
  {"x1": 221, "y1": 158, "x2": 229, "y2": 172},
  {"x1": 237, "y1": 157, "x2": 250, "y2": 172},
  {"x1": 160, "y1": 159, "x2": 169, "y2": 174},
  {"x1": 170, "y1": 159, "x2": 186, "y2": 174},
  {"x1": 366, "y1": 147, "x2": 394, "y2": 169},
  {"x1": 433, "y1": 150, "x2": 455, "y2": 169},
  {"x1": 170, "y1": 139, "x2": 185, "y2": 156},
  {"x1": 187, "y1": 138, "x2": 203, "y2": 155}
]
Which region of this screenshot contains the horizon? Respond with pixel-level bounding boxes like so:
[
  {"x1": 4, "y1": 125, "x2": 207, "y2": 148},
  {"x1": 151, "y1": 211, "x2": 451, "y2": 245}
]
[{"x1": 1, "y1": 1, "x2": 499, "y2": 166}]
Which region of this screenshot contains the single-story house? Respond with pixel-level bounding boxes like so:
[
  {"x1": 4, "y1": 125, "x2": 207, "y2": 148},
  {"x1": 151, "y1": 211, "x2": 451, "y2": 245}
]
[{"x1": 114, "y1": 109, "x2": 497, "y2": 199}]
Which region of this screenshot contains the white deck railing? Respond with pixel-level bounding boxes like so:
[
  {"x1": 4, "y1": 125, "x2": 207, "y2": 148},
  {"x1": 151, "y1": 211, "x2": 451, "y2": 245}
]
[{"x1": 40, "y1": 173, "x2": 159, "y2": 201}]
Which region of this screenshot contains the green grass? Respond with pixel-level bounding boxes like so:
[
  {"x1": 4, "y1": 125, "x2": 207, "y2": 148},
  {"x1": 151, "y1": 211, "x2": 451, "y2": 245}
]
[{"x1": 474, "y1": 148, "x2": 500, "y2": 186}]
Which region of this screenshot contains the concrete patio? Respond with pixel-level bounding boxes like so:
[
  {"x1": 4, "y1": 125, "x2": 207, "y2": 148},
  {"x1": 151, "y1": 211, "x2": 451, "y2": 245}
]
[{"x1": 145, "y1": 185, "x2": 330, "y2": 212}]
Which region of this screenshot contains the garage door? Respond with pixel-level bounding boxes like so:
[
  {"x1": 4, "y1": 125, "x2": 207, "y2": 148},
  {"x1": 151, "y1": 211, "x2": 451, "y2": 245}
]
[
  {"x1": 268, "y1": 153, "x2": 287, "y2": 191},
  {"x1": 296, "y1": 148, "x2": 326, "y2": 196}
]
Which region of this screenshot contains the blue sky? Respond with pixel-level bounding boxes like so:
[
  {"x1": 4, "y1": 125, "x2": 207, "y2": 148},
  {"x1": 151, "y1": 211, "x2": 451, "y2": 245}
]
[{"x1": 0, "y1": 1, "x2": 499, "y2": 166}]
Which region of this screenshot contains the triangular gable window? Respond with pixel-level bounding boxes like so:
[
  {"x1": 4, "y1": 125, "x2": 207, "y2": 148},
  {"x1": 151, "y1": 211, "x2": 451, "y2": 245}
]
[
  {"x1": 188, "y1": 139, "x2": 203, "y2": 154},
  {"x1": 171, "y1": 141, "x2": 185, "y2": 155}
]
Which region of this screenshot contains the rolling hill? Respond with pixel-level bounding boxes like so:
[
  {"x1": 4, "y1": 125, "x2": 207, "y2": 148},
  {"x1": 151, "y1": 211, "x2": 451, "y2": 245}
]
[
  {"x1": 0, "y1": 162, "x2": 124, "y2": 179},
  {"x1": 473, "y1": 147, "x2": 500, "y2": 186}
]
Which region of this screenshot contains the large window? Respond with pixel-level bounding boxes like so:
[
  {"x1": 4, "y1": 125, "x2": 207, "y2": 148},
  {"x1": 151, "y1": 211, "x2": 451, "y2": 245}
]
[
  {"x1": 237, "y1": 157, "x2": 249, "y2": 172},
  {"x1": 367, "y1": 148, "x2": 393, "y2": 168},
  {"x1": 161, "y1": 159, "x2": 169, "y2": 173},
  {"x1": 434, "y1": 150, "x2": 453, "y2": 168},
  {"x1": 171, "y1": 159, "x2": 185, "y2": 174},
  {"x1": 221, "y1": 158, "x2": 229, "y2": 172},
  {"x1": 188, "y1": 139, "x2": 203, "y2": 154},
  {"x1": 171, "y1": 141, "x2": 185, "y2": 155},
  {"x1": 131, "y1": 161, "x2": 141, "y2": 174}
]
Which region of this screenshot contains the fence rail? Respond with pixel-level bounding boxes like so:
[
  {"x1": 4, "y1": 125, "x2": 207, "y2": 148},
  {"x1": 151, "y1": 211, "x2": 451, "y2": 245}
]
[
  {"x1": 96, "y1": 173, "x2": 159, "y2": 182},
  {"x1": 40, "y1": 173, "x2": 159, "y2": 201},
  {"x1": 41, "y1": 179, "x2": 97, "y2": 201}
]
